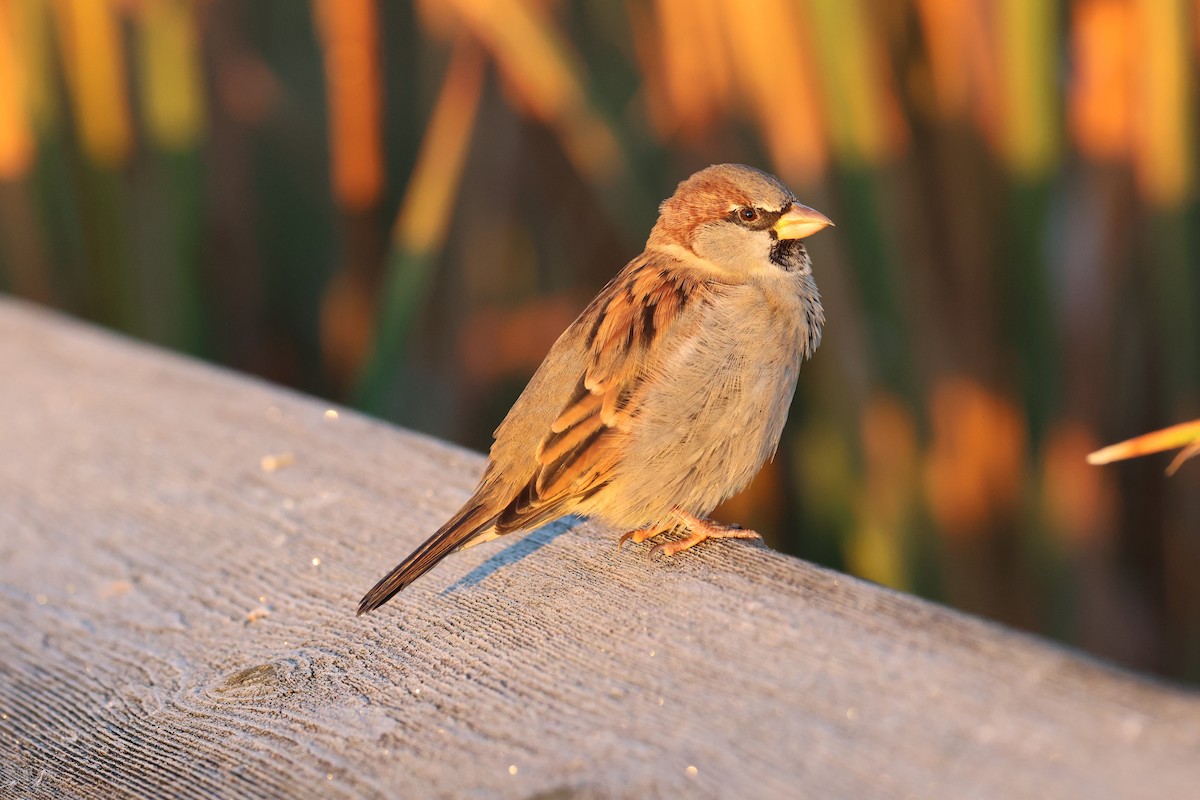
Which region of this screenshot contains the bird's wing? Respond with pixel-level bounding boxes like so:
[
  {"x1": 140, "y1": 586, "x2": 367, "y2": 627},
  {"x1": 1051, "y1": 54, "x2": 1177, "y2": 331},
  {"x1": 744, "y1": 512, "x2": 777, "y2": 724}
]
[
  {"x1": 359, "y1": 252, "x2": 708, "y2": 612},
  {"x1": 492, "y1": 250, "x2": 710, "y2": 532}
]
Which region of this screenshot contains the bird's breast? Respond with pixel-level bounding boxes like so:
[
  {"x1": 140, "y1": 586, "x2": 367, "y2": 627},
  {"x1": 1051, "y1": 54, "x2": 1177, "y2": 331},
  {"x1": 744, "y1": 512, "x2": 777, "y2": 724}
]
[{"x1": 592, "y1": 282, "x2": 816, "y2": 526}]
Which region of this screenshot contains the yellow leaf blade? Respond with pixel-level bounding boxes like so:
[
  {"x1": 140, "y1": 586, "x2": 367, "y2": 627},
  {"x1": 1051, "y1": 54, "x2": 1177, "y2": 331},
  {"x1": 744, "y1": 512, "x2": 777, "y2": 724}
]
[{"x1": 1086, "y1": 420, "x2": 1200, "y2": 465}]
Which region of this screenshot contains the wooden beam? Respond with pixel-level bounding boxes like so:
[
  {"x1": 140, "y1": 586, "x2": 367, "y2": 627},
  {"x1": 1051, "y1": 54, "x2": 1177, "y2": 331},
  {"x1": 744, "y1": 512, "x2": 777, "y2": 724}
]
[{"x1": 1, "y1": 298, "x2": 1197, "y2": 798}]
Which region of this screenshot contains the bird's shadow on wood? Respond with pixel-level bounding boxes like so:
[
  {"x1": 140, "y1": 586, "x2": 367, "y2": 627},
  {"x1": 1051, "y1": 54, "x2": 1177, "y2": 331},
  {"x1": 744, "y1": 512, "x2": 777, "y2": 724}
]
[{"x1": 440, "y1": 517, "x2": 579, "y2": 596}]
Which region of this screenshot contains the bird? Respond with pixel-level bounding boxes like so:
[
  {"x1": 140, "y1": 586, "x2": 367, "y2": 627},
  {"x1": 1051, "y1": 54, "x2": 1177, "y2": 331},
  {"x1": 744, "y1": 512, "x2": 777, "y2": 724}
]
[{"x1": 358, "y1": 163, "x2": 831, "y2": 615}]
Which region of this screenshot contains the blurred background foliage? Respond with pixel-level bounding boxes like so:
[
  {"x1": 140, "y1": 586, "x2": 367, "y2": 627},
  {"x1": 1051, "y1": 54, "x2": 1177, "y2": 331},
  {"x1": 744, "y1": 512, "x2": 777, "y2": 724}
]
[{"x1": 0, "y1": 0, "x2": 1198, "y2": 682}]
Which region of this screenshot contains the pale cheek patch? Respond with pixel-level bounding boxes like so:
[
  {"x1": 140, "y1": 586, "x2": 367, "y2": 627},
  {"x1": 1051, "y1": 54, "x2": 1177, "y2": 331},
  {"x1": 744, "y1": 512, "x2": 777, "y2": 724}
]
[{"x1": 692, "y1": 224, "x2": 775, "y2": 275}]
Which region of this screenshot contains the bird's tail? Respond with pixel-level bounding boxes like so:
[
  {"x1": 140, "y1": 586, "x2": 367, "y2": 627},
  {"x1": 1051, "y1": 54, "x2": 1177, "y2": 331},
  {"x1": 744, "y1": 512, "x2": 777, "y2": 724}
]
[{"x1": 357, "y1": 503, "x2": 498, "y2": 615}]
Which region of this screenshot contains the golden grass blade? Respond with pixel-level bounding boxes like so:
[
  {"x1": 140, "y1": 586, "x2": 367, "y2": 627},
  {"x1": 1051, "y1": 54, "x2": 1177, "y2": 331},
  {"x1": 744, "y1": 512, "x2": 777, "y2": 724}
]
[
  {"x1": 848, "y1": 392, "x2": 919, "y2": 589},
  {"x1": 1133, "y1": 0, "x2": 1193, "y2": 206},
  {"x1": 653, "y1": 0, "x2": 730, "y2": 136},
  {"x1": 392, "y1": 40, "x2": 484, "y2": 255},
  {"x1": 313, "y1": 0, "x2": 383, "y2": 210},
  {"x1": 719, "y1": 0, "x2": 826, "y2": 183},
  {"x1": 51, "y1": 0, "x2": 132, "y2": 167},
  {"x1": 914, "y1": 0, "x2": 1003, "y2": 149},
  {"x1": 10, "y1": 0, "x2": 56, "y2": 132},
  {"x1": 1166, "y1": 440, "x2": 1200, "y2": 476},
  {"x1": 803, "y1": 0, "x2": 907, "y2": 166},
  {"x1": 0, "y1": 0, "x2": 36, "y2": 179},
  {"x1": 1087, "y1": 419, "x2": 1200, "y2": 472},
  {"x1": 913, "y1": 0, "x2": 972, "y2": 120},
  {"x1": 135, "y1": 0, "x2": 206, "y2": 152},
  {"x1": 439, "y1": 0, "x2": 625, "y2": 189},
  {"x1": 626, "y1": 1, "x2": 671, "y2": 137},
  {"x1": 998, "y1": 0, "x2": 1059, "y2": 179},
  {"x1": 352, "y1": 38, "x2": 485, "y2": 408}
]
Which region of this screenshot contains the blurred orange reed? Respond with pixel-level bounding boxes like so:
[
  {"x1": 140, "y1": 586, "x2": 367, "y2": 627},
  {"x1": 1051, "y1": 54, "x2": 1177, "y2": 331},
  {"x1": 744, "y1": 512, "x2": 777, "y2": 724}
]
[
  {"x1": 314, "y1": 0, "x2": 383, "y2": 210},
  {"x1": 425, "y1": 0, "x2": 625, "y2": 190},
  {"x1": 1070, "y1": 0, "x2": 1134, "y2": 161},
  {"x1": 716, "y1": 0, "x2": 827, "y2": 183},
  {"x1": 0, "y1": 1, "x2": 1191, "y2": 199},
  {"x1": 1042, "y1": 422, "x2": 1115, "y2": 547},
  {"x1": 52, "y1": 0, "x2": 132, "y2": 167},
  {"x1": 1133, "y1": 0, "x2": 1193, "y2": 206},
  {"x1": 0, "y1": 0, "x2": 35, "y2": 179},
  {"x1": 391, "y1": 38, "x2": 485, "y2": 256},
  {"x1": 639, "y1": 0, "x2": 828, "y2": 182},
  {"x1": 924, "y1": 378, "x2": 1026, "y2": 538},
  {"x1": 806, "y1": 0, "x2": 907, "y2": 166},
  {"x1": 851, "y1": 393, "x2": 920, "y2": 588}
]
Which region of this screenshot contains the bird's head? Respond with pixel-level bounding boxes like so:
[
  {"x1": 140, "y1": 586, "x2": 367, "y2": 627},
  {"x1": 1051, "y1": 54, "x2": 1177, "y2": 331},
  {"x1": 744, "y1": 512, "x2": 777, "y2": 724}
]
[{"x1": 648, "y1": 163, "x2": 832, "y2": 275}]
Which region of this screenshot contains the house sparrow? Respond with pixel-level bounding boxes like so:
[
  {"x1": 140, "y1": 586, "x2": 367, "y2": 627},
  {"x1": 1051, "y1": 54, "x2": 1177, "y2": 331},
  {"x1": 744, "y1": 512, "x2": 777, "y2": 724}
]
[{"x1": 358, "y1": 164, "x2": 831, "y2": 614}]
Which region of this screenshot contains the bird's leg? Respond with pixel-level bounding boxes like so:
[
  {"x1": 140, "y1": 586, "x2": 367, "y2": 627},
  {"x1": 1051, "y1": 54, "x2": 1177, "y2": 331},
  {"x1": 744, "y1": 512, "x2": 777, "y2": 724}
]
[
  {"x1": 617, "y1": 520, "x2": 676, "y2": 551},
  {"x1": 648, "y1": 510, "x2": 762, "y2": 559}
]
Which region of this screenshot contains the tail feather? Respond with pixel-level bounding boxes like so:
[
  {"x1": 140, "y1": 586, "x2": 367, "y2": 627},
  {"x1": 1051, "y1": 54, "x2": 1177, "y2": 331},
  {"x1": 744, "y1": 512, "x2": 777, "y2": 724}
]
[{"x1": 357, "y1": 503, "x2": 497, "y2": 615}]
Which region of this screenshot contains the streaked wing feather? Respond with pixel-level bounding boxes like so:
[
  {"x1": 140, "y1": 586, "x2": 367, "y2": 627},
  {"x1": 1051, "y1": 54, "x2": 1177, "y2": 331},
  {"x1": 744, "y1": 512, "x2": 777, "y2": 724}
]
[{"x1": 496, "y1": 251, "x2": 707, "y2": 532}]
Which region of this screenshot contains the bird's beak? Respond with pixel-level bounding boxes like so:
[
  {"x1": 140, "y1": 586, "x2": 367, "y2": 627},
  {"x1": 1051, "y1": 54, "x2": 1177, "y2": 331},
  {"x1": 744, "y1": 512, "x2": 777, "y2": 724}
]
[{"x1": 773, "y1": 203, "x2": 834, "y2": 240}]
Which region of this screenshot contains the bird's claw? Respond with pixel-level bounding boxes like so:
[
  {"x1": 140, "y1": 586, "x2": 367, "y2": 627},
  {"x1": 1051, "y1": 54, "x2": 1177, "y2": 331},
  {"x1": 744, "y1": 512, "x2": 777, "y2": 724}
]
[
  {"x1": 619, "y1": 513, "x2": 761, "y2": 559},
  {"x1": 646, "y1": 516, "x2": 762, "y2": 560}
]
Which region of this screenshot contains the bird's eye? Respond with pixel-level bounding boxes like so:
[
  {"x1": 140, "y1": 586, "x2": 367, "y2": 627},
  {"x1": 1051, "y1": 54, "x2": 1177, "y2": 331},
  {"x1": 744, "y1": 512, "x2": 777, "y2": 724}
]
[{"x1": 738, "y1": 207, "x2": 759, "y2": 222}]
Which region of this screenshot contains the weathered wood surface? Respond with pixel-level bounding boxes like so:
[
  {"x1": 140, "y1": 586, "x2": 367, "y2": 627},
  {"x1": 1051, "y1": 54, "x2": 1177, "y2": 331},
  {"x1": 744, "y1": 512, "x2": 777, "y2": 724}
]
[{"x1": 0, "y1": 297, "x2": 1197, "y2": 799}]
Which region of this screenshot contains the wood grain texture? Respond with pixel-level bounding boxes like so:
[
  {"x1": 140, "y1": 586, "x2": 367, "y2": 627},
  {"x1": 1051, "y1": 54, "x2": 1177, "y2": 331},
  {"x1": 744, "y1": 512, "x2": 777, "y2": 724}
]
[{"x1": 0, "y1": 297, "x2": 1197, "y2": 799}]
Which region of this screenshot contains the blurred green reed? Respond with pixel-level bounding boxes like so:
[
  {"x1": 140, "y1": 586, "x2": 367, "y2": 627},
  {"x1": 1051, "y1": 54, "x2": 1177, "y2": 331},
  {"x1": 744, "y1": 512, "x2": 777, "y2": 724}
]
[{"x1": 0, "y1": 0, "x2": 1197, "y2": 682}]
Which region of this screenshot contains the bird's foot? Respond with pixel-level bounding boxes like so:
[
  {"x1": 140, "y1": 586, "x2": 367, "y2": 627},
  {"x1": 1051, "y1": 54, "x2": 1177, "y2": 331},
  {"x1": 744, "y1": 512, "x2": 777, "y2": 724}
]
[
  {"x1": 617, "y1": 522, "x2": 675, "y2": 552},
  {"x1": 619, "y1": 510, "x2": 762, "y2": 559},
  {"x1": 650, "y1": 512, "x2": 761, "y2": 559}
]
